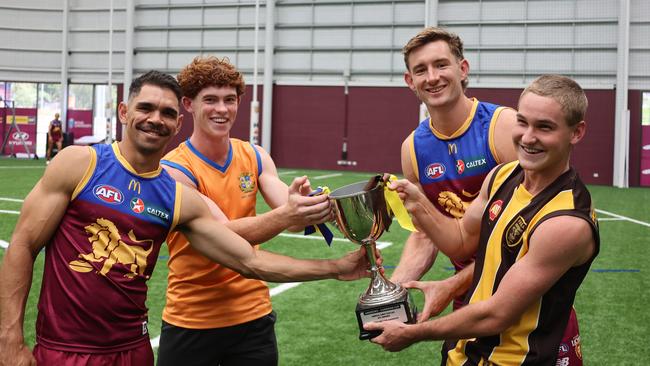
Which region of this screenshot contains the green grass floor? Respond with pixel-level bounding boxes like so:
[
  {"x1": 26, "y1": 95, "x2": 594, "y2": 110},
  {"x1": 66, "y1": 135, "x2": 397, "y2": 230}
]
[{"x1": 0, "y1": 157, "x2": 649, "y2": 365}]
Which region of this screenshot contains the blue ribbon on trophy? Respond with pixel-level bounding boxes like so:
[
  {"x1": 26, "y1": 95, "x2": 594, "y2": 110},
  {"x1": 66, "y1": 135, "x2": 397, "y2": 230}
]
[{"x1": 304, "y1": 186, "x2": 334, "y2": 246}]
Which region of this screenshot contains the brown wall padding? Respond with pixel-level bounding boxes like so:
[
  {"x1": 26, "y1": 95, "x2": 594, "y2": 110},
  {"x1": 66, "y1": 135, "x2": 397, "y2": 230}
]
[{"x1": 164, "y1": 84, "x2": 628, "y2": 186}]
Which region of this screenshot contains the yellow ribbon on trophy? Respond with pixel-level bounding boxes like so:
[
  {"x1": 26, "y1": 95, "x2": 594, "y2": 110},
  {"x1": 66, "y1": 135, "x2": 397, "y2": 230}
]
[{"x1": 383, "y1": 175, "x2": 417, "y2": 232}]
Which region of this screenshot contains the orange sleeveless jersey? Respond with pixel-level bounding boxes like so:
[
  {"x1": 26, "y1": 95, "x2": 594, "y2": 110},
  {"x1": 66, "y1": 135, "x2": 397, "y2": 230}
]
[{"x1": 161, "y1": 138, "x2": 272, "y2": 329}]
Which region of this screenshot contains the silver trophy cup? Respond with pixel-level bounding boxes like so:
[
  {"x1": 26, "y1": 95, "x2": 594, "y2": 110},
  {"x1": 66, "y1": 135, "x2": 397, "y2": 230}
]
[{"x1": 329, "y1": 178, "x2": 416, "y2": 340}]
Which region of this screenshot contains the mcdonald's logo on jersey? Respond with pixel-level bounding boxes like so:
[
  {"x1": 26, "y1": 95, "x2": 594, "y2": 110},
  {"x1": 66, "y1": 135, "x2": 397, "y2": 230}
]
[
  {"x1": 448, "y1": 143, "x2": 457, "y2": 155},
  {"x1": 128, "y1": 179, "x2": 141, "y2": 194}
]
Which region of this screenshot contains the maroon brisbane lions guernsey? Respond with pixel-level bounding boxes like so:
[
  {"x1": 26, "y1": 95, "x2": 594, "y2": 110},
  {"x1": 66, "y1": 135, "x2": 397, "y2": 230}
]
[{"x1": 35, "y1": 143, "x2": 181, "y2": 353}]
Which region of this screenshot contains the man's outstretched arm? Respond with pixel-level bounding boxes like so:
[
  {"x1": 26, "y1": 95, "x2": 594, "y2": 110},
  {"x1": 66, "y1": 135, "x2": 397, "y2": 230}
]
[{"x1": 0, "y1": 147, "x2": 89, "y2": 366}]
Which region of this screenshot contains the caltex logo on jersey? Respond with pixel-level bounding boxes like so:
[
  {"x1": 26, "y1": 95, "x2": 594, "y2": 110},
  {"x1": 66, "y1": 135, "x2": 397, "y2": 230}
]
[
  {"x1": 456, "y1": 160, "x2": 465, "y2": 175},
  {"x1": 93, "y1": 185, "x2": 124, "y2": 204},
  {"x1": 488, "y1": 199, "x2": 503, "y2": 221},
  {"x1": 130, "y1": 197, "x2": 145, "y2": 213},
  {"x1": 425, "y1": 163, "x2": 446, "y2": 179}
]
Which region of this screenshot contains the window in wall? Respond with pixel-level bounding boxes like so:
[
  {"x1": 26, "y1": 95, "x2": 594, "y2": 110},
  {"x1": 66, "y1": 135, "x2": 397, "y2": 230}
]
[
  {"x1": 68, "y1": 84, "x2": 94, "y2": 110},
  {"x1": 6, "y1": 82, "x2": 37, "y2": 108},
  {"x1": 93, "y1": 84, "x2": 118, "y2": 140},
  {"x1": 643, "y1": 92, "x2": 650, "y2": 126}
]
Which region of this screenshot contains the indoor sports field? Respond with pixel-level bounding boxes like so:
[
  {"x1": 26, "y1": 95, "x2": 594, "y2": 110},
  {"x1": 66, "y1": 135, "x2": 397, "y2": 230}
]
[{"x1": 1, "y1": 158, "x2": 648, "y2": 365}]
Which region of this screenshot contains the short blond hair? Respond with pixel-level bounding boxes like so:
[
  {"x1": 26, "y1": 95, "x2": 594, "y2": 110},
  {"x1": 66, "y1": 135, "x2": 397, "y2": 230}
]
[{"x1": 521, "y1": 75, "x2": 588, "y2": 127}]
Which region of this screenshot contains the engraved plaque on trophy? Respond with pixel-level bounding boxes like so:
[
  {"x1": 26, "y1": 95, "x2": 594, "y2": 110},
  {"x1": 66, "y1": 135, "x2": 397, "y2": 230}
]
[{"x1": 329, "y1": 177, "x2": 417, "y2": 340}]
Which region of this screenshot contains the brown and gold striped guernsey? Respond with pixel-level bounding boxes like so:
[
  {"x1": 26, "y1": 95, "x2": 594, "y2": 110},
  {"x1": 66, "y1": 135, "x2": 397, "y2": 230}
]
[{"x1": 443, "y1": 161, "x2": 600, "y2": 366}]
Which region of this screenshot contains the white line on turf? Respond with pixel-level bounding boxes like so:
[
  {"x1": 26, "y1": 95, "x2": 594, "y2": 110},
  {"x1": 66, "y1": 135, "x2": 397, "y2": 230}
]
[
  {"x1": 0, "y1": 166, "x2": 43, "y2": 169},
  {"x1": 595, "y1": 209, "x2": 650, "y2": 228},
  {"x1": 312, "y1": 173, "x2": 342, "y2": 179},
  {"x1": 0, "y1": 240, "x2": 8, "y2": 249},
  {"x1": 597, "y1": 218, "x2": 625, "y2": 222},
  {"x1": 150, "y1": 239, "x2": 393, "y2": 348},
  {"x1": 278, "y1": 170, "x2": 297, "y2": 176},
  {"x1": 0, "y1": 197, "x2": 24, "y2": 203},
  {"x1": 0, "y1": 209, "x2": 20, "y2": 215}
]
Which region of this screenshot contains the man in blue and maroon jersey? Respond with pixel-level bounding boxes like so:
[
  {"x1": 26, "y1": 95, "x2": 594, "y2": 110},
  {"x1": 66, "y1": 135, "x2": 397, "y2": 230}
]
[
  {"x1": 0, "y1": 71, "x2": 370, "y2": 366},
  {"x1": 390, "y1": 27, "x2": 583, "y2": 365},
  {"x1": 46, "y1": 112, "x2": 63, "y2": 163}
]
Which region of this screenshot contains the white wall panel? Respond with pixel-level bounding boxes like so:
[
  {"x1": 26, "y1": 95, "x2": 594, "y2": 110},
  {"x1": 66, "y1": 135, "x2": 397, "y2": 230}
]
[
  {"x1": 313, "y1": 29, "x2": 350, "y2": 48},
  {"x1": 69, "y1": 33, "x2": 125, "y2": 50},
  {"x1": 169, "y1": 31, "x2": 202, "y2": 47},
  {"x1": 276, "y1": 29, "x2": 312, "y2": 48},
  {"x1": 203, "y1": 7, "x2": 239, "y2": 26},
  {"x1": 136, "y1": 10, "x2": 169, "y2": 27},
  {"x1": 527, "y1": 25, "x2": 573, "y2": 45},
  {"x1": 630, "y1": 24, "x2": 650, "y2": 47},
  {"x1": 314, "y1": 5, "x2": 352, "y2": 24},
  {"x1": 574, "y1": 24, "x2": 617, "y2": 45},
  {"x1": 478, "y1": 51, "x2": 525, "y2": 71},
  {"x1": 353, "y1": 4, "x2": 393, "y2": 23},
  {"x1": 439, "y1": 2, "x2": 480, "y2": 21},
  {"x1": 0, "y1": 50, "x2": 59, "y2": 69},
  {"x1": 481, "y1": 1, "x2": 526, "y2": 21},
  {"x1": 238, "y1": 29, "x2": 259, "y2": 48},
  {"x1": 69, "y1": 11, "x2": 125, "y2": 30},
  {"x1": 169, "y1": 8, "x2": 203, "y2": 26},
  {"x1": 203, "y1": 30, "x2": 239, "y2": 47},
  {"x1": 526, "y1": 50, "x2": 573, "y2": 72},
  {"x1": 394, "y1": 27, "x2": 426, "y2": 47},
  {"x1": 2, "y1": 0, "x2": 60, "y2": 7},
  {"x1": 71, "y1": 0, "x2": 126, "y2": 7},
  {"x1": 574, "y1": 50, "x2": 617, "y2": 72},
  {"x1": 0, "y1": 10, "x2": 62, "y2": 29},
  {"x1": 630, "y1": 51, "x2": 650, "y2": 78},
  {"x1": 481, "y1": 25, "x2": 526, "y2": 46},
  {"x1": 353, "y1": 28, "x2": 393, "y2": 48},
  {"x1": 135, "y1": 53, "x2": 168, "y2": 70},
  {"x1": 352, "y1": 52, "x2": 390, "y2": 71},
  {"x1": 275, "y1": 52, "x2": 311, "y2": 71},
  {"x1": 135, "y1": 31, "x2": 168, "y2": 48},
  {"x1": 168, "y1": 52, "x2": 200, "y2": 69},
  {"x1": 447, "y1": 26, "x2": 480, "y2": 46},
  {"x1": 631, "y1": 0, "x2": 650, "y2": 21},
  {"x1": 70, "y1": 53, "x2": 124, "y2": 70},
  {"x1": 313, "y1": 52, "x2": 349, "y2": 72},
  {"x1": 277, "y1": 5, "x2": 311, "y2": 25},
  {"x1": 393, "y1": 52, "x2": 407, "y2": 73},
  {"x1": 526, "y1": 0, "x2": 575, "y2": 20},
  {"x1": 575, "y1": 0, "x2": 618, "y2": 19},
  {"x1": 394, "y1": 3, "x2": 424, "y2": 23},
  {"x1": 1, "y1": 30, "x2": 62, "y2": 50}
]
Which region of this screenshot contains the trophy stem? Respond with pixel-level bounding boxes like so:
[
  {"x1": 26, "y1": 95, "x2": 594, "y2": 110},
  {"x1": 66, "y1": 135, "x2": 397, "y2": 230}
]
[{"x1": 360, "y1": 239, "x2": 400, "y2": 301}]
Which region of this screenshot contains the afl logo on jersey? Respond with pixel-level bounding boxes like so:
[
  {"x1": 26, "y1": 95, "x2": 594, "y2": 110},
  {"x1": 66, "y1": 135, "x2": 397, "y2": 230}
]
[
  {"x1": 130, "y1": 197, "x2": 145, "y2": 213},
  {"x1": 425, "y1": 163, "x2": 446, "y2": 179},
  {"x1": 93, "y1": 185, "x2": 124, "y2": 204}
]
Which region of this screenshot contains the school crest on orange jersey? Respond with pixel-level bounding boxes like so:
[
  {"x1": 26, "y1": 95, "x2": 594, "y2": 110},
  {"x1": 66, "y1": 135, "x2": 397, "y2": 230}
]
[{"x1": 239, "y1": 172, "x2": 256, "y2": 193}]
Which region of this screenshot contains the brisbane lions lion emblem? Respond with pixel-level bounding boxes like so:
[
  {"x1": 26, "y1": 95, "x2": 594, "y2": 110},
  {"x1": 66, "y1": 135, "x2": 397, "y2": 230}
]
[{"x1": 69, "y1": 218, "x2": 154, "y2": 279}]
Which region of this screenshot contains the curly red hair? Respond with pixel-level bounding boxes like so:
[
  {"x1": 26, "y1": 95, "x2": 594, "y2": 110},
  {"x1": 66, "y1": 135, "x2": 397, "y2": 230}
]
[{"x1": 177, "y1": 56, "x2": 245, "y2": 99}]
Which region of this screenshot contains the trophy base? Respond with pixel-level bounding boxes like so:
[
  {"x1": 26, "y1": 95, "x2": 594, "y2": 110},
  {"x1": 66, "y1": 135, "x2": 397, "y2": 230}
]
[{"x1": 355, "y1": 291, "x2": 417, "y2": 340}]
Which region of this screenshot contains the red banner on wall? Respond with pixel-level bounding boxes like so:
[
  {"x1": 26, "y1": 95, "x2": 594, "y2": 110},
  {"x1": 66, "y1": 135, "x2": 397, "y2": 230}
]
[
  {"x1": 640, "y1": 125, "x2": 650, "y2": 186},
  {"x1": 67, "y1": 109, "x2": 94, "y2": 139},
  {"x1": 1, "y1": 107, "x2": 37, "y2": 155}
]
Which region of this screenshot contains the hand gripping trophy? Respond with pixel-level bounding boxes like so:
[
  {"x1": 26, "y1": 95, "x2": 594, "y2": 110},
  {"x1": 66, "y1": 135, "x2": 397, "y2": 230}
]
[{"x1": 329, "y1": 176, "x2": 417, "y2": 340}]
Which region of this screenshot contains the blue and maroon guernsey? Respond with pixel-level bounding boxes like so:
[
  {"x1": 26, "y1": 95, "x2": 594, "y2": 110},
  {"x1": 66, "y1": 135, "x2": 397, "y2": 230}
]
[
  {"x1": 35, "y1": 142, "x2": 181, "y2": 353},
  {"x1": 408, "y1": 98, "x2": 507, "y2": 309}
]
